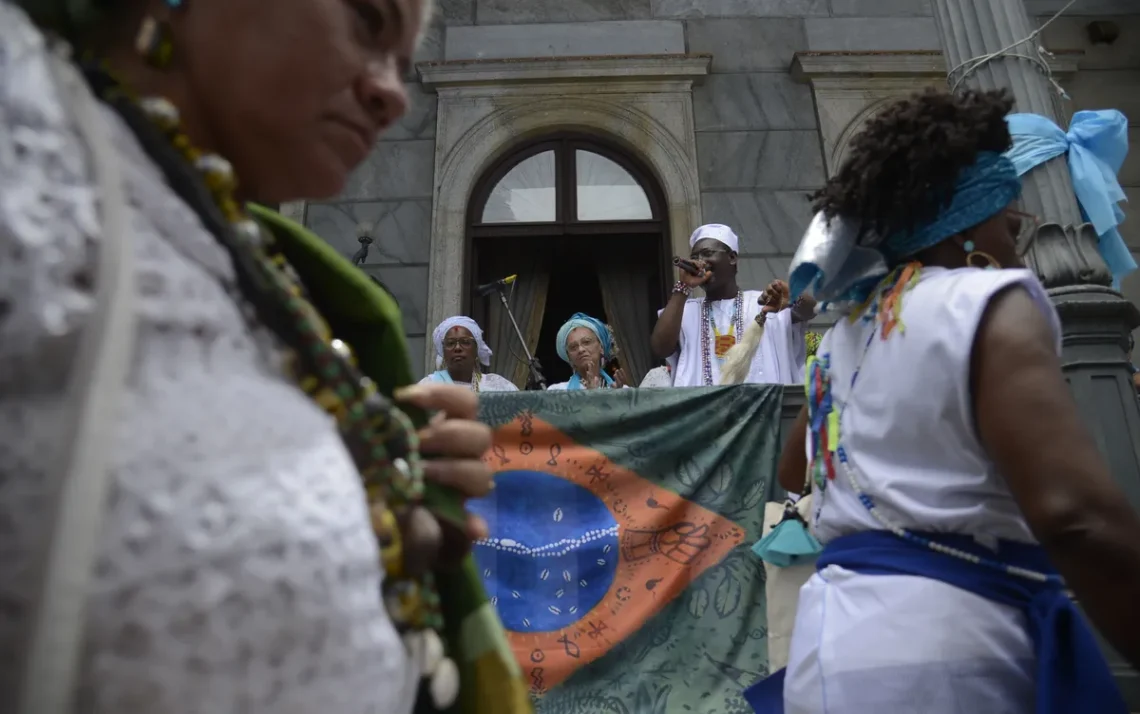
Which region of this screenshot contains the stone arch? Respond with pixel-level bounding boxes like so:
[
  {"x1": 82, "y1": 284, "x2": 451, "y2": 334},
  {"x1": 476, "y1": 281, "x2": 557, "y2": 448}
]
[
  {"x1": 425, "y1": 94, "x2": 703, "y2": 346},
  {"x1": 830, "y1": 96, "x2": 900, "y2": 172}
]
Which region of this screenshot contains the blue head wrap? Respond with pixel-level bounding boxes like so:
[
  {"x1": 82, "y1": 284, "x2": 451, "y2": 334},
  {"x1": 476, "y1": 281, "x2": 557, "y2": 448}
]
[
  {"x1": 556, "y1": 313, "x2": 612, "y2": 363},
  {"x1": 788, "y1": 152, "x2": 1022, "y2": 308},
  {"x1": 1005, "y1": 110, "x2": 1135, "y2": 288},
  {"x1": 556, "y1": 313, "x2": 615, "y2": 390}
]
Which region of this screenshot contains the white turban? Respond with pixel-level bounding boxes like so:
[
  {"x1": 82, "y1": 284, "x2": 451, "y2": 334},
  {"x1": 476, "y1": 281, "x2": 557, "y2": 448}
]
[
  {"x1": 432, "y1": 316, "x2": 492, "y2": 369},
  {"x1": 689, "y1": 223, "x2": 740, "y2": 254}
]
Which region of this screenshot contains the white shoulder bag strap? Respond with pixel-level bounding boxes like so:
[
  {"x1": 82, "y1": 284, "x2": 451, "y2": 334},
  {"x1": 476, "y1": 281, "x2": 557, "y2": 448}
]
[{"x1": 16, "y1": 43, "x2": 138, "y2": 714}]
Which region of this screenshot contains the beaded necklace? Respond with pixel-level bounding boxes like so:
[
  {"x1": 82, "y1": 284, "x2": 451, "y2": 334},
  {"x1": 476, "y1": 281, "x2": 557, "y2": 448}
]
[
  {"x1": 101, "y1": 84, "x2": 447, "y2": 632},
  {"x1": 811, "y1": 263, "x2": 1060, "y2": 584},
  {"x1": 470, "y1": 371, "x2": 482, "y2": 393},
  {"x1": 700, "y1": 291, "x2": 745, "y2": 386}
]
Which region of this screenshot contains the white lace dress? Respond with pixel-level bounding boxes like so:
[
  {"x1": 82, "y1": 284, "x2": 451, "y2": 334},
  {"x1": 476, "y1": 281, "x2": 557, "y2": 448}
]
[
  {"x1": 417, "y1": 372, "x2": 519, "y2": 392},
  {"x1": 0, "y1": 6, "x2": 416, "y2": 713}
]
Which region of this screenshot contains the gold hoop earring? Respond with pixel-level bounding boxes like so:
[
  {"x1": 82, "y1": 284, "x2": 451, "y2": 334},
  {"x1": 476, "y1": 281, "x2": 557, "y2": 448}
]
[
  {"x1": 135, "y1": 16, "x2": 175, "y2": 69},
  {"x1": 966, "y1": 250, "x2": 1001, "y2": 270},
  {"x1": 962, "y1": 239, "x2": 1001, "y2": 270}
]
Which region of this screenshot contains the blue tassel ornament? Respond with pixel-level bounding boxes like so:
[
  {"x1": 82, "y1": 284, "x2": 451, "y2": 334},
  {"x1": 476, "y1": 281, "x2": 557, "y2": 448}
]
[{"x1": 751, "y1": 505, "x2": 822, "y2": 567}]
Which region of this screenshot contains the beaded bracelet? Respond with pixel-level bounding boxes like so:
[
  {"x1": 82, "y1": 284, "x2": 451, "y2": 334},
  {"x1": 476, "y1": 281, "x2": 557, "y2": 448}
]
[{"x1": 672, "y1": 281, "x2": 693, "y2": 297}]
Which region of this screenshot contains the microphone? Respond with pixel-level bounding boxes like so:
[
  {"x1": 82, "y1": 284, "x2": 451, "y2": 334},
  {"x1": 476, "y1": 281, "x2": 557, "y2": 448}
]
[
  {"x1": 672, "y1": 257, "x2": 704, "y2": 277},
  {"x1": 475, "y1": 274, "x2": 517, "y2": 297}
]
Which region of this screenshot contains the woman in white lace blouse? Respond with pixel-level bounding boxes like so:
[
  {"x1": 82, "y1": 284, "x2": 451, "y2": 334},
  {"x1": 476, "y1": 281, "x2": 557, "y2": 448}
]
[{"x1": 0, "y1": 2, "x2": 502, "y2": 713}]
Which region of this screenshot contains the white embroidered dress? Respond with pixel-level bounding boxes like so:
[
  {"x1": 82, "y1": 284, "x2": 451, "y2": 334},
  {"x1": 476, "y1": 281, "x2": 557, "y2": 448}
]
[
  {"x1": 0, "y1": 6, "x2": 416, "y2": 713},
  {"x1": 417, "y1": 372, "x2": 518, "y2": 392},
  {"x1": 784, "y1": 267, "x2": 1061, "y2": 713}
]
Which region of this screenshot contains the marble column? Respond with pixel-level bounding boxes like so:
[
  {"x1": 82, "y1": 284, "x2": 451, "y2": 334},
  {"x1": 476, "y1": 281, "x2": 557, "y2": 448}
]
[
  {"x1": 932, "y1": 1, "x2": 1140, "y2": 707},
  {"x1": 931, "y1": 0, "x2": 1110, "y2": 285}
]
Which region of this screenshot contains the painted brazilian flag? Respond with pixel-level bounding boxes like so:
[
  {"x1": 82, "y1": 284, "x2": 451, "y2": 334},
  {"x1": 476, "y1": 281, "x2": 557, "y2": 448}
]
[{"x1": 472, "y1": 385, "x2": 785, "y2": 713}]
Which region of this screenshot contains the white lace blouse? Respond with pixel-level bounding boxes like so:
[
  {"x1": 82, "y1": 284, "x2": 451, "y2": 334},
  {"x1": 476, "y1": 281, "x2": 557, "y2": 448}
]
[{"x1": 0, "y1": 6, "x2": 416, "y2": 712}]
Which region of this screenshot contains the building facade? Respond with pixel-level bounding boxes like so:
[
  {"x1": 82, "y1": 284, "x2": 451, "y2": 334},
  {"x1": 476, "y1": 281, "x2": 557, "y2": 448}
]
[{"x1": 282, "y1": 0, "x2": 1140, "y2": 384}]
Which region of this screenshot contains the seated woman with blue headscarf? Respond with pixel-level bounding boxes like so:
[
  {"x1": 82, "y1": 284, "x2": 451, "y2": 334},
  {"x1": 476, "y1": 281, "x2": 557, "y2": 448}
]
[
  {"x1": 548, "y1": 313, "x2": 628, "y2": 391},
  {"x1": 420, "y1": 317, "x2": 518, "y2": 392},
  {"x1": 745, "y1": 89, "x2": 1140, "y2": 713}
]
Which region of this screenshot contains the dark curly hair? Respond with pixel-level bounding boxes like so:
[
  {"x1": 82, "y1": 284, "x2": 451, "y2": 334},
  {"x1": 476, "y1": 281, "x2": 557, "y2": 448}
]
[{"x1": 812, "y1": 88, "x2": 1015, "y2": 243}]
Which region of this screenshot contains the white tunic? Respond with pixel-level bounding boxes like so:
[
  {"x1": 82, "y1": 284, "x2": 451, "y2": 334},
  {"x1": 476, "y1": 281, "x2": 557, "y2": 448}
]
[
  {"x1": 661, "y1": 291, "x2": 806, "y2": 387},
  {"x1": 0, "y1": 6, "x2": 416, "y2": 712},
  {"x1": 784, "y1": 267, "x2": 1062, "y2": 713}
]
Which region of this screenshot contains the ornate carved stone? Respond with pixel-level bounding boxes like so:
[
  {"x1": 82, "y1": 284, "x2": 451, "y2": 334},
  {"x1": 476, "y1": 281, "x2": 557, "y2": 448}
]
[
  {"x1": 1024, "y1": 222, "x2": 1113, "y2": 290},
  {"x1": 790, "y1": 50, "x2": 1077, "y2": 178}
]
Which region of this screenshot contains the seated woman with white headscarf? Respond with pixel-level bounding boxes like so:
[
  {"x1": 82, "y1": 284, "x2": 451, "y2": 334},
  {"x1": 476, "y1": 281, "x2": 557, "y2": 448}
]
[
  {"x1": 420, "y1": 317, "x2": 518, "y2": 392},
  {"x1": 548, "y1": 313, "x2": 628, "y2": 391}
]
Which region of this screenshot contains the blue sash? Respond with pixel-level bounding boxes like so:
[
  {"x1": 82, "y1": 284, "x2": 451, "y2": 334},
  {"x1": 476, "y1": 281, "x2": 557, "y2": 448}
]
[{"x1": 744, "y1": 530, "x2": 1127, "y2": 714}]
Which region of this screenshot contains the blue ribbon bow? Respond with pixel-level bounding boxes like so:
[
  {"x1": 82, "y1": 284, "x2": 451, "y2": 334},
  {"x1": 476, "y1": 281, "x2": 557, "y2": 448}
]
[{"x1": 1005, "y1": 111, "x2": 1134, "y2": 287}]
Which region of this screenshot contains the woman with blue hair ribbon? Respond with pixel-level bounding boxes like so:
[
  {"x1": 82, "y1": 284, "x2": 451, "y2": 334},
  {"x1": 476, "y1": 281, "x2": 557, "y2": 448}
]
[
  {"x1": 547, "y1": 314, "x2": 628, "y2": 391},
  {"x1": 420, "y1": 316, "x2": 518, "y2": 392},
  {"x1": 745, "y1": 89, "x2": 1140, "y2": 714}
]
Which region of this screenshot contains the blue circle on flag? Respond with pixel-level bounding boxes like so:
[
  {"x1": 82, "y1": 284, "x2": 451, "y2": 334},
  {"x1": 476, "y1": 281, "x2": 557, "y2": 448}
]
[{"x1": 467, "y1": 470, "x2": 620, "y2": 633}]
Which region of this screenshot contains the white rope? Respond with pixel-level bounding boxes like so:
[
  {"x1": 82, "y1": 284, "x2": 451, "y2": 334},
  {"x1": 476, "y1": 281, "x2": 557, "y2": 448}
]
[{"x1": 947, "y1": 0, "x2": 1076, "y2": 99}]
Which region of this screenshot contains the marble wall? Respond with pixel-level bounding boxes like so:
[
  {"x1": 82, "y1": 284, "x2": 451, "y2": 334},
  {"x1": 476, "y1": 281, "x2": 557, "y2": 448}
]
[
  {"x1": 301, "y1": 0, "x2": 1140, "y2": 376},
  {"x1": 299, "y1": 0, "x2": 459, "y2": 374}
]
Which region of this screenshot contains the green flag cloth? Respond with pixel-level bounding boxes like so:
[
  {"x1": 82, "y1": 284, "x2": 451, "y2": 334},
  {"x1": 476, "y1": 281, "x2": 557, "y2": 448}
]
[{"x1": 471, "y1": 386, "x2": 785, "y2": 713}]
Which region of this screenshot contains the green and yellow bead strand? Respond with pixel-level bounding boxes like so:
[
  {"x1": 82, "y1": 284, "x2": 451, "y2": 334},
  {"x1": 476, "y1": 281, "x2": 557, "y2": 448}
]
[
  {"x1": 132, "y1": 93, "x2": 445, "y2": 637},
  {"x1": 80, "y1": 25, "x2": 461, "y2": 701}
]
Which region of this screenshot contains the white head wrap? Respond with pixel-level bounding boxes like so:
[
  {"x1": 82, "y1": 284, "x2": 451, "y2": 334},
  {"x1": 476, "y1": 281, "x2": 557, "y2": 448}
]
[
  {"x1": 689, "y1": 223, "x2": 740, "y2": 254},
  {"x1": 432, "y1": 316, "x2": 492, "y2": 369}
]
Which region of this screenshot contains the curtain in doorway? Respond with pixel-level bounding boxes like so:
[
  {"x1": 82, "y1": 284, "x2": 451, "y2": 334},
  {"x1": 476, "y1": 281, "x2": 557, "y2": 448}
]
[
  {"x1": 598, "y1": 264, "x2": 653, "y2": 386},
  {"x1": 486, "y1": 257, "x2": 550, "y2": 388}
]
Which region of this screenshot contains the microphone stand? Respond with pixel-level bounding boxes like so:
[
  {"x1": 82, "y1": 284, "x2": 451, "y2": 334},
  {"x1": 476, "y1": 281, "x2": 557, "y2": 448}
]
[{"x1": 489, "y1": 282, "x2": 547, "y2": 390}]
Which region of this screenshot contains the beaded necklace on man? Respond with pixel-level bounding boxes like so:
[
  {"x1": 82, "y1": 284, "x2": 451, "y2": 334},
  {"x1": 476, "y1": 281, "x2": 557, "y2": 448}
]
[
  {"x1": 700, "y1": 291, "x2": 745, "y2": 386},
  {"x1": 85, "y1": 71, "x2": 446, "y2": 643}
]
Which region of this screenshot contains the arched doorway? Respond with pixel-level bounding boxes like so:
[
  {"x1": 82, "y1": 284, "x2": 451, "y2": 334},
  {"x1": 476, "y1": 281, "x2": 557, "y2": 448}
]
[{"x1": 467, "y1": 134, "x2": 670, "y2": 388}]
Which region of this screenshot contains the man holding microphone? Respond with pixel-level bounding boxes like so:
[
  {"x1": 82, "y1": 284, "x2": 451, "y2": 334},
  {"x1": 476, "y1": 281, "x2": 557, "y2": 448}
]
[{"x1": 651, "y1": 224, "x2": 814, "y2": 387}]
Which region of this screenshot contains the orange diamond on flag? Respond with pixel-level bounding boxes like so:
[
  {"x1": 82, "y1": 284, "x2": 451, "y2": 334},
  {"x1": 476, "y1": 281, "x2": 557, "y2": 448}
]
[{"x1": 470, "y1": 414, "x2": 746, "y2": 694}]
